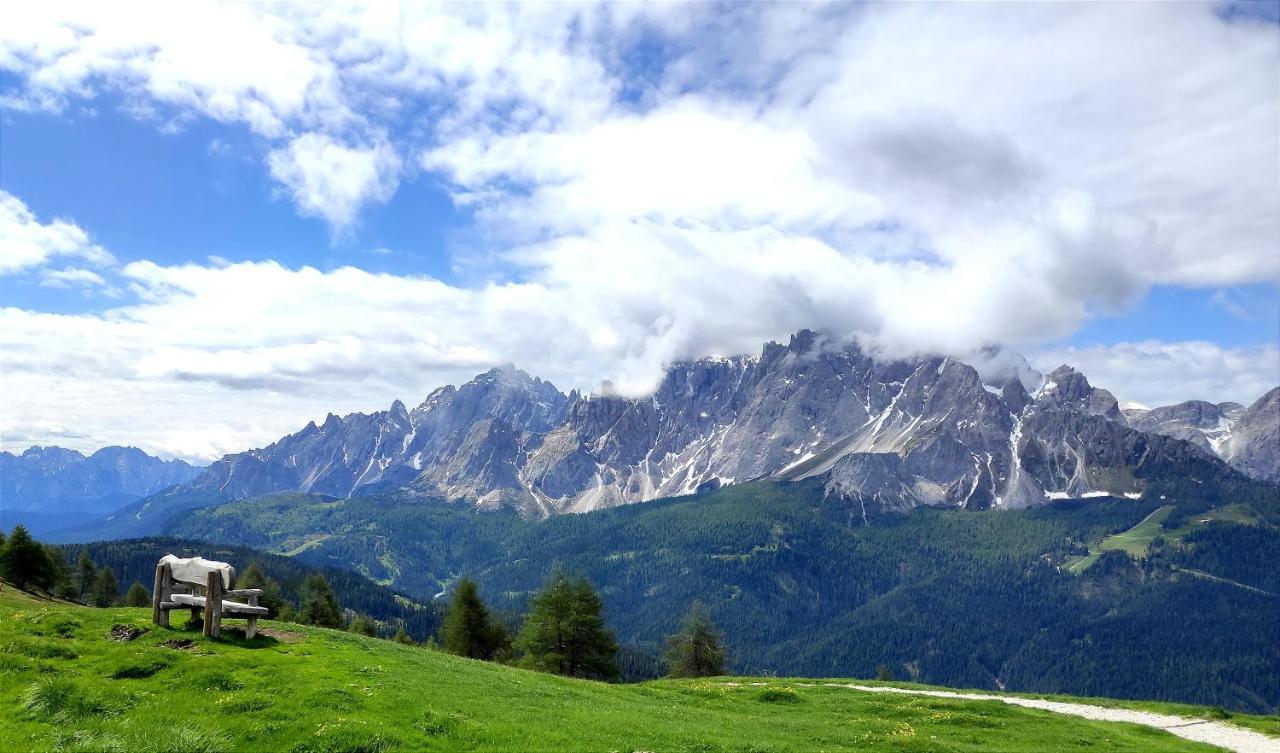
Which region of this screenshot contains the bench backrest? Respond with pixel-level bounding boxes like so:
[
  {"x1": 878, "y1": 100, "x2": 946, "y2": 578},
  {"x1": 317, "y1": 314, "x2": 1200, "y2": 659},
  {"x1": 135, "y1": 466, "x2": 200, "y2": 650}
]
[{"x1": 160, "y1": 554, "x2": 235, "y2": 589}]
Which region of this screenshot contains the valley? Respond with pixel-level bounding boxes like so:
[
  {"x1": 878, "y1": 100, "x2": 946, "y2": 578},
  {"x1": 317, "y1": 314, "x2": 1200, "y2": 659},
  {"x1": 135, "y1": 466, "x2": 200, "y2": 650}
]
[{"x1": 65, "y1": 477, "x2": 1280, "y2": 714}]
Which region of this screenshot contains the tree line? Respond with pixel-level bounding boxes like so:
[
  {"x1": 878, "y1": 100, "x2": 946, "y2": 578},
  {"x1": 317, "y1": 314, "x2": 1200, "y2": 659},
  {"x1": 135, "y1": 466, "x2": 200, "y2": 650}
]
[
  {"x1": 437, "y1": 568, "x2": 726, "y2": 680},
  {"x1": 0, "y1": 524, "x2": 130, "y2": 607},
  {"x1": 2, "y1": 524, "x2": 725, "y2": 681}
]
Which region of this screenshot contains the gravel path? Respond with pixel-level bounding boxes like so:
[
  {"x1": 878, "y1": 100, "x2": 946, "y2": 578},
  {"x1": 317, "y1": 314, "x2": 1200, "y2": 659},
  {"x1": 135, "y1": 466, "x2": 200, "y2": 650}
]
[{"x1": 837, "y1": 684, "x2": 1280, "y2": 753}]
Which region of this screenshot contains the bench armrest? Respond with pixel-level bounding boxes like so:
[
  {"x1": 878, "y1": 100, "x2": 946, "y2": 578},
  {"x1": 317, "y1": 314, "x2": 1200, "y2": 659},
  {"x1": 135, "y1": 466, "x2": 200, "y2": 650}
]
[{"x1": 226, "y1": 588, "x2": 263, "y2": 607}]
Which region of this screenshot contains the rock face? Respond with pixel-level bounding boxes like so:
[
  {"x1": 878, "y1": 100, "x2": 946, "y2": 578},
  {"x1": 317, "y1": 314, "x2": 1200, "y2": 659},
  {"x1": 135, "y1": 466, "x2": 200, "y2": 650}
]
[
  {"x1": 156, "y1": 331, "x2": 1275, "y2": 518},
  {"x1": 1223, "y1": 388, "x2": 1280, "y2": 483},
  {"x1": 184, "y1": 366, "x2": 571, "y2": 516},
  {"x1": 0, "y1": 446, "x2": 202, "y2": 516},
  {"x1": 1123, "y1": 389, "x2": 1278, "y2": 483}
]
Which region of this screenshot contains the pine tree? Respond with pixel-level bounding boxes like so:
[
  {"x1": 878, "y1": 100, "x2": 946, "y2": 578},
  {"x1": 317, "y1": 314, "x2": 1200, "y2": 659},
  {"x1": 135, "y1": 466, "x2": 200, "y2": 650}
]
[
  {"x1": 0, "y1": 524, "x2": 55, "y2": 591},
  {"x1": 236, "y1": 561, "x2": 289, "y2": 618},
  {"x1": 124, "y1": 582, "x2": 150, "y2": 607},
  {"x1": 76, "y1": 549, "x2": 97, "y2": 601},
  {"x1": 663, "y1": 600, "x2": 727, "y2": 678},
  {"x1": 516, "y1": 568, "x2": 618, "y2": 680},
  {"x1": 92, "y1": 566, "x2": 119, "y2": 607},
  {"x1": 45, "y1": 545, "x2": 77, "y2": 600},
  {"x1": 297, "y1": 573, "x2": 342, "y2": 628},
  {"x1": 349, "y1": 614, "x2": 378, "y2": 636},
  {"x1": 442, "y1": 577, "x2": 508, "y2": 660},
  {"x1": 393, "y1": 625, "x2": 414, "y2": 645}
]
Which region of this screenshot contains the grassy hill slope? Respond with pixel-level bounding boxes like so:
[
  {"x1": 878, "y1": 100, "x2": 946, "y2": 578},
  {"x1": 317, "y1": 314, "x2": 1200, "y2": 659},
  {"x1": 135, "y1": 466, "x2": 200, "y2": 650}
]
[{"x1": 5, "y1": 588, "x2": 1274, "y2": 753}]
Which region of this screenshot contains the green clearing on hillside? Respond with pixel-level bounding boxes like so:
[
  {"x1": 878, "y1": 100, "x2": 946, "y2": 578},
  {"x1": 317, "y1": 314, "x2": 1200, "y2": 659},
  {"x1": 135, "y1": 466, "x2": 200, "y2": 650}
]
[
  {"x1": 1066, "y1": 504, "x2": 1258, "y2": 573},
  {"x1": 0, "y1": 588, "x2": 1260, "y2": 753}
]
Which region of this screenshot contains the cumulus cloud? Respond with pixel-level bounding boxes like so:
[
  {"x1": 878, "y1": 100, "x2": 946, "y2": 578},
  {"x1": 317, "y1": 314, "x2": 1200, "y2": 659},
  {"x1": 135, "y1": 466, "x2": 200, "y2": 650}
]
[
  {"x1": 267, "y1": 133, "x2": 401, "y2": 231},
  {"x1": 0, "y1": 191, "x2": 114, "y2": 274},
  {"x1": 0, "y1": 2, "x2": 1277, "y2": 458}
]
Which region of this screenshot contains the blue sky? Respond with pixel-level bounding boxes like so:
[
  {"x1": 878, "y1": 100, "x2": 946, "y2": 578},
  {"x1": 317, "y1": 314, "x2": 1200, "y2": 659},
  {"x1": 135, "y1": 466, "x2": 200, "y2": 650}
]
[{"x1": 0, "y1": 2, "x2": 1276, "y2": 460}]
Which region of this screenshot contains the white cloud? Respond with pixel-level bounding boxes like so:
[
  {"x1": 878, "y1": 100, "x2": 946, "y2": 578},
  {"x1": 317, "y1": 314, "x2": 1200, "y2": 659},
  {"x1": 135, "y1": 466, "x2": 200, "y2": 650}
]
[
  {"x1": 267, "y1": 133, "x2": 401, "y2": 231},
  {"x1": 0, "y1": 191, "x2": 115, "y2": 274},
  {"x1": 1030, "y1": 341, "x2": 1280, "y2": 408},
  {"x1": 1, "y1": 3, "x2": 1278, "y2": 458},
  {"x1": 38, "y1": 266, "x2": 110, "y2": 291}
]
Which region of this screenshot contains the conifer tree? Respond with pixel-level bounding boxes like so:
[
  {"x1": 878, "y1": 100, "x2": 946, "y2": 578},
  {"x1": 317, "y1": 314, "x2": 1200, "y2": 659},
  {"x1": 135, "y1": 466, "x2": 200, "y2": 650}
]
[
  {"x1": 92, "y1": 566, "x2": 119, "y2": 607},
  {"x1": 46, "y1": 545, "x2": 77, "y2": 600},
  {"x1": 393, "y1": 625, "x2": 414, "y2": 645},
  {"x1": 76, "y1": 549, "x2": 97, "y2": 600},
  {"x1": 516, "y1": 568, "x2": 618, "y2": 680},
  {"x1": 124, "y1": 582, "x2": 150, "y2": 607},
  {"x1": 0, "y1": 525, "x2": 55, "y2": 591},
  {"x1": 663, "y1": 600, "x2": 727, "y2": 678},
  {"x1": 349, "y1": 614, "x2": 378, "y2": 636},
  {"x1": 297, "y1": 573, "x2": 342, "y2": 628},
  {"x1": 236, "y1": 561, "x2": 288, "y2": 618},
  {"x1": 442, "y1": 577, "x2": 508, "y2": 660}
]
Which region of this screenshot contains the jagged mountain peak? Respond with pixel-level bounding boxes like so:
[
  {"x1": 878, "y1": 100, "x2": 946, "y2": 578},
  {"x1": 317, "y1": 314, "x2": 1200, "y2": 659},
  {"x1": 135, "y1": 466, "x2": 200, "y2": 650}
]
[{"x1": 149, "y1": 330, "x2": 1274, "y2": 519}]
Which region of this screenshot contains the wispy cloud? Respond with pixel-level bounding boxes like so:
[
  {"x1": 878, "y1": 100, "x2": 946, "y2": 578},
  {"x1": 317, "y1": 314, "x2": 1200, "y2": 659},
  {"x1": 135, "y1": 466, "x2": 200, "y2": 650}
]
[{"x1": 0, "y1": 192, "x2": 115, "y2": 274}]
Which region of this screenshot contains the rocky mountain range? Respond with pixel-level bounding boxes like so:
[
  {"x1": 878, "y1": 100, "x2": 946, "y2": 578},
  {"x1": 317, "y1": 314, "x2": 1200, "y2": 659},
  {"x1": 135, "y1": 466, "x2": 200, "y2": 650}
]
[
  {"x1": 0, "y1": 446, "x2": 202, "y2": 533},
  {"x1": 1125, "y1": 387, "x2": 1280, "y2": 484},
  {"x1": 135, "y1": 330, "x2": 1276, "y2": 520}
]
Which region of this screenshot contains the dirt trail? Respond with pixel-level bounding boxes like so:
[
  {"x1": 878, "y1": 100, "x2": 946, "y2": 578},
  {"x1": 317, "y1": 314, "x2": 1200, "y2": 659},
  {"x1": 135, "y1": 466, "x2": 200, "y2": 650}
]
[{"x1": 837, "y1": 684, "x2": 1280, "y2": 753}]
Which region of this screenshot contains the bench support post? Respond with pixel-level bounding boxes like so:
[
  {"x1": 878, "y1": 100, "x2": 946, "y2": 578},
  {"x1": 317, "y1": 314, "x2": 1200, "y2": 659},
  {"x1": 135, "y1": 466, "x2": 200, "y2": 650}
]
[
  {"x1": 204, "y1": 571, "x2": 224, "y2": 638},
  {"x1": 151, "y1": 562, "x2": 168, "y2": 626}
]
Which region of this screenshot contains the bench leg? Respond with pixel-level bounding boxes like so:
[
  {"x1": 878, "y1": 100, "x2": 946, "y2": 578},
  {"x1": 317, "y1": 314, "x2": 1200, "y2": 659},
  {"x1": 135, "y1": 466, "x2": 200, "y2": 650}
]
[
  {"x1": 151, "y1": 563, "x2": 165, "y2": 626},
  {"x1": 204, "y1": 572, "x2": 223, "y2": 638},
  {"x1": 246, "y1": 616, "x2": 257, "y2": 640},
  {"x1": 157, "y1": 607, "x2": 170, "y2": 628}
]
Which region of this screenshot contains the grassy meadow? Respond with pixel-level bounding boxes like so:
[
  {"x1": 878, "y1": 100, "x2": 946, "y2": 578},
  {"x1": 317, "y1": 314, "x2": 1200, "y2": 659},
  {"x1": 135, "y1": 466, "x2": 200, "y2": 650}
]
[{"x1": 3, "y1": 588, "x2": 1277, "y2": 752}]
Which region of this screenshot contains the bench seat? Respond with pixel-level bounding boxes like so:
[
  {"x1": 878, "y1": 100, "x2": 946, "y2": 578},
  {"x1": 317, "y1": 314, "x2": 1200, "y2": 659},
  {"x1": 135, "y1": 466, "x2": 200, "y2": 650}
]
[{"x1": 163, "y1": 594, "x2": 268, "y2": 616}]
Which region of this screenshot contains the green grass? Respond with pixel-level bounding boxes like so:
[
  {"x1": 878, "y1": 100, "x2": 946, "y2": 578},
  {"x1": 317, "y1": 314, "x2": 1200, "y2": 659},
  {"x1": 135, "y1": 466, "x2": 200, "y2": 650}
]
[
  {"x1": 1163, "y1": 504, "x2": 1259, "y2": 539},
  {"x1": 1067, "y1": 504, "x2": 1260, "y2": 573},
  {"x1": 1, "y1": 588, "x2": 1271, "y2": 753}
]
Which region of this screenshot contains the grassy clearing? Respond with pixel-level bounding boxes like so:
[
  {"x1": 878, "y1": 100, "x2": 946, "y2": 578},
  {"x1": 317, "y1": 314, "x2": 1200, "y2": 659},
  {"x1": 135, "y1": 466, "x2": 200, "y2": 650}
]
[
  {"x1": 1067, "y1": 504, "x2": 1259, "y2": 573},
  {"x1": 0, "y1": 587, "x2": 1265, "y2": 752},
  {"x1": 1066, "y1": 506, "x2": 1172, "y2": 573}
]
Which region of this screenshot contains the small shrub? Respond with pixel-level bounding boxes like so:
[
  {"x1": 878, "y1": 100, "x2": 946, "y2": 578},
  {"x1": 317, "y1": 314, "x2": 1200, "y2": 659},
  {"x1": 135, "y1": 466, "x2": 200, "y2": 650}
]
[
  {"x1": 0, "y1": 654, "x2": 29, "y2": 673},
  {"x1": 756, "y1": 687, "x2": 803, "y2": 704},
  {"x1": 21, "y1": 677, "x2": 109, "y2": 721},
  {"x1": 221, "y1": 694, "x2": 273, "y2": 713},
  {"x1": 153, "y1": 726, "x2": 229, "y2": 753},
  {"x1": 1206, "y1": 706, "x2": 1232, "y2": 720},
  {"x1": 187, "y1": 669, "x2": 244, "y2": 691},
  {"x1": 54, "y1": 731, "x2": 127, "y2": 753},
  {"x1": 291, "y1": 727, "x2": 395, "y2": 753},
  {"x1": 3, "y1": 640, "x2": 78, "y2": 660},
  {"x1": 417, "y1": 710, "x2": 461, "y2": 737},
  {"x1": 53, "y1": 618, "x2": 82, "y2": 638},
  {"x1": 111, "y1": 656, "x2": 173, "y2": 679}
]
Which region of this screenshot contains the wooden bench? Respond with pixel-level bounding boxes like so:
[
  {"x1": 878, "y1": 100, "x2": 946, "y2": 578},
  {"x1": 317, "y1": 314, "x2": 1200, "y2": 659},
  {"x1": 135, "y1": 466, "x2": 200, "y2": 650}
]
[{"x1": 151, "y1": 554, "x2": 267, "y2": 638}]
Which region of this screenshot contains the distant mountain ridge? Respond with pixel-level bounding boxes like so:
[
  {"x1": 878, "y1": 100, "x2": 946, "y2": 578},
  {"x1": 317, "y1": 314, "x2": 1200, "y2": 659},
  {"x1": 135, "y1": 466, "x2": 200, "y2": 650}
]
[
  {"x1": 0, "y1": 446, "x2": 202, "y2": 534},
  {"x1": 1125, "y1": 388, "x2": 1280, "y2": 484},
  {"x1": 129, "y1": 330, "x2": 1276, "y2": 522}
]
